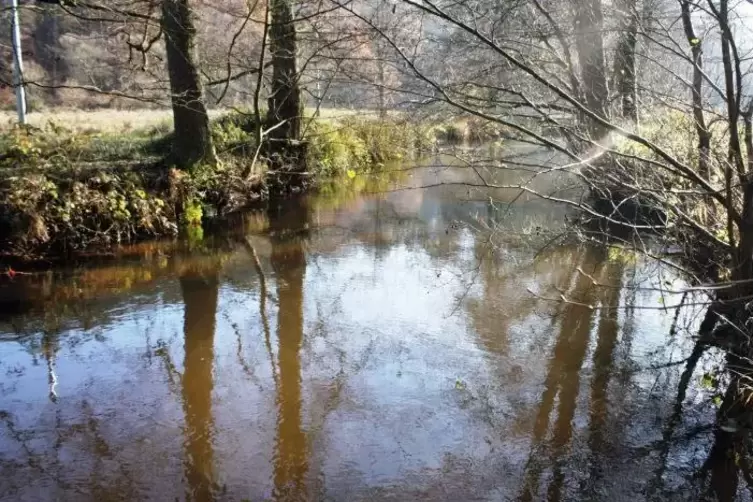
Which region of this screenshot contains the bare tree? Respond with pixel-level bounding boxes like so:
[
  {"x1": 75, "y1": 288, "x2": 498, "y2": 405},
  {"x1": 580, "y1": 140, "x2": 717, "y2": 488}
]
[
  {"x1": 613, "y1": 0, "x2": 639, "y2": 121},
  {"x1": 572, "y1": 0, "x2": 609, "y2": 134}
]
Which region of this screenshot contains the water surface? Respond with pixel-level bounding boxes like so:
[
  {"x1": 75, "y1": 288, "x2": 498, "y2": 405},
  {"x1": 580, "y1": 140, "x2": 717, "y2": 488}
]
[{"x1": 0, "y1": 163, "x2": 732, "y2": 501}]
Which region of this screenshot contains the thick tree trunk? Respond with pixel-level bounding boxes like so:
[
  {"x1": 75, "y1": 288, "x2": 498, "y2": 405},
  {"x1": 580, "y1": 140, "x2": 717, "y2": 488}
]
[
  {"x1": 161, "y1": 0, "x2": 217, "y2": 169},
  {"x1": 739, "y1": 114, "x2": 753, "y2": 286},
  {"x1": 572, "y1": 0, "x2": 609, "y2": 137},
  {"x1": 613, "y1": 0, "x2": 638, "y2": 122},
  {"x1": 267, "y1": 0, "x2": 302, "y2": 144}
]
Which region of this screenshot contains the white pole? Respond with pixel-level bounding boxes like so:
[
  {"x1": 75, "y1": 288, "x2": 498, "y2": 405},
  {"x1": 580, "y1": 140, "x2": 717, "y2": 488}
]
[{"x1": 9, "y1": 0, "x2": 26, "y2": 125}]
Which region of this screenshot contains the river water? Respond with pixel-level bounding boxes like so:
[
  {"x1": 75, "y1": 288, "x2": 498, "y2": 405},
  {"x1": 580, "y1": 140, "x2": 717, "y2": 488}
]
[{"x1": 0, "y1": 160, "x2": 738, "y2": 501}]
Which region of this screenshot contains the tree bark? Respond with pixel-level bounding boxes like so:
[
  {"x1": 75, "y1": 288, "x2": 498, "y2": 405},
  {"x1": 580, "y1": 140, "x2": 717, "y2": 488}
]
[
  {"x1": 267, "y1": 0, "x2": 302, "y2": 144},
  {"x1": 572, "y1": 0, "x2": 609, "y2": 137},
  {"x1": 161, "y1": 0, "x2": 217, "y2": 169},
  {"x1": 735, "y1": 105, "x2": 753, "y2": 288},
  {"x1": 613, "y1": 0, "x2": 638, "y2": 122}
]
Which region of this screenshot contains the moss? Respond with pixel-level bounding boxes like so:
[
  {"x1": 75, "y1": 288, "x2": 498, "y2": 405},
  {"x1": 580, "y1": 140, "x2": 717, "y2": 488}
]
[{"x1": 182, "y1": 198, "x2": 203, "y2": 227}]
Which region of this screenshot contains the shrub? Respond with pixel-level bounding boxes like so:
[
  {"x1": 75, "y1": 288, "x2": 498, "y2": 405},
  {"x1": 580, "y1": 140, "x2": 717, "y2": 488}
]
[
  {"x1": 0, "y1": 168, "x2": 175, "y2": 257},
  {"x1": 305, "y1": 120, "x2": 369, "y2": 177}
]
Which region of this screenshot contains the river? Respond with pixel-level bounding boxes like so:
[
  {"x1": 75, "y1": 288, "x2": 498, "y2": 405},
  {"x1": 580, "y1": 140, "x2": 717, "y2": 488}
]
[{"x1": 0, "y1": 158, "x2": 738, "y2": 501}]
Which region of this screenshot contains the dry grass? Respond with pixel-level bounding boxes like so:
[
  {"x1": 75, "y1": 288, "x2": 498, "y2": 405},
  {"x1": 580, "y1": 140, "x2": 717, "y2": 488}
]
[
  {"x1": 0, "y1": 109, "x2": 177, "y2": 133},
  {"x1": 0, "y1": 107, "x2": 368, "y2": 134}
]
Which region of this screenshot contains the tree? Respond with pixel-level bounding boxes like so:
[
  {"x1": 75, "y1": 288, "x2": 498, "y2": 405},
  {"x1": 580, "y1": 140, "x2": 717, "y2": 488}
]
[
  {"x1": 32, "y1": 7, "x2": 70, "y2": 102},
  {"x1": 572, "y1": 0, "x2": 609, "y2": 135},
  {"x1": 612, "y1": 0, "x2": 639, "y2": 121},
  {"x1": 267, "y1": 0, "x2": 302, "y2": 144},
  {"x1": 333, "y1": 0, "x2": 753, "y2": 478},
  {"x1": 161, "y1": 0, "x2": 217, "y2": 168}
]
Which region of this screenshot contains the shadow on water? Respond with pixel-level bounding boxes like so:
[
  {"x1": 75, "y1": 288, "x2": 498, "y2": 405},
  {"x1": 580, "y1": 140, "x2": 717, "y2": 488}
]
[
  {"x1": 586, "y1": 256, "x2": 624, "y2": 495},
  {"x1": 698, "y1": 350, "x2": 753, "y2": 501}
]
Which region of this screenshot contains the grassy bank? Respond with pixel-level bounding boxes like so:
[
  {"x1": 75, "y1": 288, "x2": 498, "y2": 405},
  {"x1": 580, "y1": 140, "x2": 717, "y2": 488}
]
[{"x1": 0, "y1": 110, "x2": 442, "y2": 262}]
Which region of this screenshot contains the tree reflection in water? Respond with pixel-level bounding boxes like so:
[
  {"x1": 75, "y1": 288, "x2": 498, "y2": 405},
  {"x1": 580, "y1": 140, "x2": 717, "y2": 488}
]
[
  {"x1": 180, "y1": 267, "x2": 220, "y2": 501},
  {"x1": 269, "y1": 198, "x2": 309, "y2": 501}
]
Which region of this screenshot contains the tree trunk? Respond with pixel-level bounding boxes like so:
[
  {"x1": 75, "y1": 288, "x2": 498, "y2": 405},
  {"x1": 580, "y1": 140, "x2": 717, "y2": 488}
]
[
  {"x1": 161, "y1": 0, "x2": 217, "y2": 169},
  {"x1": 378, "y1": 60, "x2": 387, "y2": 119},
  {"x1": 613, "y1": 0, "x2": 638, "y2": 122},
  {"x1": 679, "y1": 0, "x2": 711, "y2": 180},
  {"x1": 33, "y1": 9, "x2": 69, "y2": 102},
  {"x1": 267, "y1": 0, "x2": 302, "y2": 144},
  {"x1": 572, "y1": 0, "x2": 609, "y2": 137}
]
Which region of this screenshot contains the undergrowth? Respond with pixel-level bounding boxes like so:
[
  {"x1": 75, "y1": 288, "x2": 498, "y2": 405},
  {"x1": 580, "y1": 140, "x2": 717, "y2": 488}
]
[
  {"x1": 0, "y1": 111, "x2": 447, "y2": 260},
  {"x1": 305, "y1": 116, "x2": 435, "y2": 178},
  {"x1": 586, "y1": 109, "x2": 736, "y2": 278},
  {"x1": 0, "y1": 122, "x2": 264, "y2": 260}
]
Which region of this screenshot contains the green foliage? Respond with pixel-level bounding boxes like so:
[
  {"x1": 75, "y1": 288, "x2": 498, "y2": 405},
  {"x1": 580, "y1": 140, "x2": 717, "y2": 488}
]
[
  {"x1": 305, "y1": 116, "x2": 436, "y2": 179},
  {"x1": 607, "y1": 246, "x2": 638, "y2": 264},
  {"x1": 182, "y1": 198, "x2": 203, "y2": 228},
  {"x1": 701, "y1": 372, "x2": 716, "y2": 389},
  {"x1": 305, "y1": 120, "x2": 370, "y2": 177},
  {"x1": 433, "y1": 122, "x2": 467, "y2": 143},
  {"x1": 185, "y1": 222, "x2": 205, "y2": 248},
  {"x1": 341, "y1": 116, "x2": 435, "y2": 163},
  {"x1": 605, "y1": 108, "x2": 735, "y2": 259},
  {"x1": 0, "y1": 113, "x2": 277, "y2": 259},
  {"x1": 210, "y1": 109, "x2": 260, "y2": 156},
  {"x1": 0, "y1": 123, "x2": 172, "y2": 169},
  {"x1": 430, "y1": 117, "x2": 506, "y2": 144},
  {"x1": 613, "y1": 109, "x2": 735, "y2": 184},
  {"x1": 615, "y1": 110, "x2": 700, "y2": 166},
  {"x1": 0, "y1": 111, "x2": 444, "y2": 260},
  {"x1": 0, "y1": 168, "x2": 175, "y2": 256}
]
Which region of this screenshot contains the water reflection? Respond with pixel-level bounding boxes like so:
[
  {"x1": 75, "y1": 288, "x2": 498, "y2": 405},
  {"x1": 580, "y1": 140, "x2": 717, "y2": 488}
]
[
  {"x1": 0, "y1": 173, "x2": 736, "y2": 501},
  {"x1": 703, "y1": 352, "x2": 753, "y2": 501},
  {"x1": 269, "y1": 199, "x2": 309, "y2": 501},
  {"x1": 520, "y1": 248, "x2": 604, "y2": 502},
  {"x1": 586, "y1": 258, "x2": 623, "y2": 495},
  {"x1": 180, "y1": 267, "x2": 219, "y2": 501}
]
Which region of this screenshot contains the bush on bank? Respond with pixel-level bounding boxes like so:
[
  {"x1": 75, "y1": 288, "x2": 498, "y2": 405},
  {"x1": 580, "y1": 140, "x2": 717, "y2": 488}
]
[{"x1": 0, "y1": 111, "x2": 442, "y2": 261}]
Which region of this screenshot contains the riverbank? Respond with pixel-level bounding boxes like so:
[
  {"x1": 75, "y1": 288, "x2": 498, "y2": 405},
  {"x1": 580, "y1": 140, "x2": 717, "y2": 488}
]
[{"x1": 0, "y1": 110, "x2": 470, "y2": 263}]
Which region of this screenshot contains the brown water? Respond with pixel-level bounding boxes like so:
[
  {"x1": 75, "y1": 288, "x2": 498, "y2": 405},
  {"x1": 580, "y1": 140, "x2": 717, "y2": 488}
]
[{"x1": 0, "y1": 163, "x2": 736, "y2": 501}]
